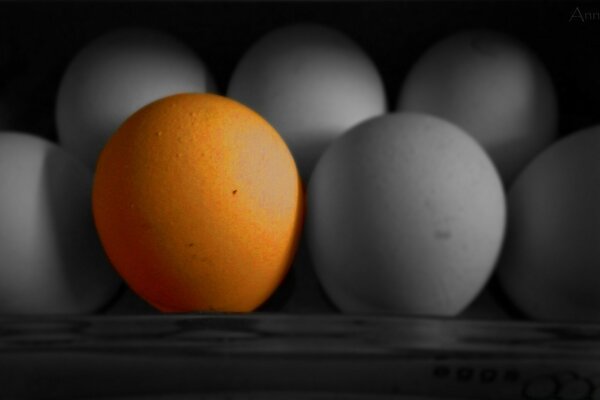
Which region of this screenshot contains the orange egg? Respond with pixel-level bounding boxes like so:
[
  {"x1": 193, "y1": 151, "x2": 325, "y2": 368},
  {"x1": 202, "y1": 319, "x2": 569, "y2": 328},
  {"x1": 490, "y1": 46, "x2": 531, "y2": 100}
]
[{"x1": 92, "y1": 93, "x2": 303, "y2": 312}]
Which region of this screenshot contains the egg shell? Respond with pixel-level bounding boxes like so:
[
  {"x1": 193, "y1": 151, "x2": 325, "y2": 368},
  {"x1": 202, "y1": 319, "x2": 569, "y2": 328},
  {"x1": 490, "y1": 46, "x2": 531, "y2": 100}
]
[
  {"x1": 56, "y1": 27, "x2": 214, "y2": 169},
  {"x1": 307, "y1": 112, "x2": 506, "y2": 316},
  {"x1": 498, "y1": 125, "x2": 600, "y2": 322},
  {"x1": 398, "y1": 30, "x2": 557, "y2": 184},
  {"x1": 228, "y1": 23, "x2": 386, "y2": 179},
  {"x1": 0, "y1": 132, "x2": 121, "y2": 314},
  {"x1": 92, "y1": 93, "x2": 304, "y2": 313}
]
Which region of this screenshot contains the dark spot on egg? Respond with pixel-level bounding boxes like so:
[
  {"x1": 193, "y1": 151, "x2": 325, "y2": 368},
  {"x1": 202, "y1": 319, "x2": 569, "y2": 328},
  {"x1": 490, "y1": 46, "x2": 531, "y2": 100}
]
[{"x1": 232, "y1": 189, "x2": 238, "y2": 195}]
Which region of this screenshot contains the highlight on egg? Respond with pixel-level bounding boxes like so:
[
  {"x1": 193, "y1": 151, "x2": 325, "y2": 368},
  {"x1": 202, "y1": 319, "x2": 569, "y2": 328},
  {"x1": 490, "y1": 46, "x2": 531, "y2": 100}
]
[
  {"x1": 398, "y1": 29, "x2": 558, "y2": 184},
  {"x1": 228, "y1": 23, "x2": 387, "y2": 180},
  {"x1": 306, "y1": 112, "x2": 506, "y2": 316},
  {"x1": 56, "y1": 27, "x2": 215, "y2": 169},
  {"x1": 92, "y1": 93, "x2": 304, "y2": 313},
  {"x1": 0, "y1": 132, "x2": 121, "y2": 314},
  {"x1": 498, "y1": 125, "x2": 600, "y2": 323}
]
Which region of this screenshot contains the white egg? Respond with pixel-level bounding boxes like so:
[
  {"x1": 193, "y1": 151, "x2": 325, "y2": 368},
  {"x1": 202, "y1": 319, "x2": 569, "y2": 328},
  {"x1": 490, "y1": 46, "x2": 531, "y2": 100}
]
[
  {"x1": 56, "y1": 28, "x2": 214, "y2": 169},
  {"x1": 498, "y1": 126, "x2": 600, "y2": 322},
  {"x1": 0, "y1": 132, "x2": 121, "y2": 314},
  {"x1": 228, "y1": 24, "x2": 386, "y2": 179},
  {"x1": 307, "y1": 113, "x2": 506, "y2": 316},
  {"x1": 398, "y1": 30, "x2": 557, "y2": 184}
]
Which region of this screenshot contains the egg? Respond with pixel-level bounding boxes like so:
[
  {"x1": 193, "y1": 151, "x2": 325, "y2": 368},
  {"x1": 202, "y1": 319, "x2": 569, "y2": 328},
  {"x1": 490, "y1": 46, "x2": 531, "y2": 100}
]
[
  {"x1": 498, "y1": 126, "x2": 600, "y2": 322},
  {"x1": 228, "y1": 23, "x2": 386, "y2": 179},
  {"x1": 398, "y1": 30, "x2": 557, "y2": 184},
  {"x1": 92, "y1": 93, "x2": 303, "y2": 312},
  {"x1": 307, "y1": 113, "x2": 506, "y2": 316},
  {"x1": 56, "y1": 27, "x2": 214, "y2": 169},
  {"x1": 0, "y1": 132, "x2": 121, "y2": 314}
]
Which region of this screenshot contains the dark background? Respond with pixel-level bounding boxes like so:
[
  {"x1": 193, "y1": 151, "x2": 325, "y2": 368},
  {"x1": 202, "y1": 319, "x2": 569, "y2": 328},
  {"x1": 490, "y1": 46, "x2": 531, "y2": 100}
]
[{"x1": 1, "y1": 1, "x2": 600, "y2": 143}]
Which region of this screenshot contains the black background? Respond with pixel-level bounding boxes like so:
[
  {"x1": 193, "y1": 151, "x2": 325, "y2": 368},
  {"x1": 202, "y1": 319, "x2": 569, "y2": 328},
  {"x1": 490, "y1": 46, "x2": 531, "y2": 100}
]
[{"x1": 1, "y1": 1, "x2": 599, "y2": 142}]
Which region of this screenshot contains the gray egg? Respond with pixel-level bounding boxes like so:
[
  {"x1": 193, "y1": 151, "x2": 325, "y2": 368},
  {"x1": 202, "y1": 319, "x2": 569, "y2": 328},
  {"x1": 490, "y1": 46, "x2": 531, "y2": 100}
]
[
  {"x1": 228, "y1": 24, "x2": 386, "y2": 180},
  {"x1": 399, "y1": 30, "x2": 557, "y2": 184},
  {"x1": 0, "y1": 132, "x2": 121, "y2": 314},
  {"x1": 307, "y1": 112, "x2": 506, "y2": 316},
  {"x1": 56, "y1": 28, "x2": 214, "y2": 170},
  {"x1": 498, "y1": 125, "x2": 600, "y2": 322}
]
